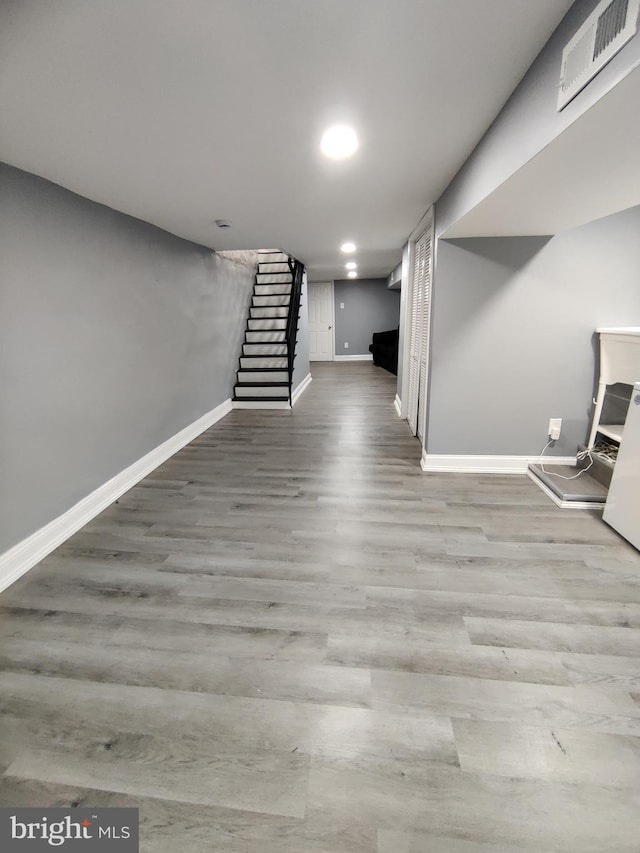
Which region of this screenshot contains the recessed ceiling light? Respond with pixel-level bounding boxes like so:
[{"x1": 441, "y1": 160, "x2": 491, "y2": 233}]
[
  {"x1": 347, "y1": 270, "x2": 358, "y2": 279},
  {"x1": 345, "y1": 261, "x2": 357, "y2": 270},
  {"x1": 215, "y1": 219, "x2": 232, "y2": 229},
  {"x1": 320, "y1": 125, "x2": 359, "y2": 159},
  {"x1": 340, "y1": 241, "x2": 356, "y2": 253}
]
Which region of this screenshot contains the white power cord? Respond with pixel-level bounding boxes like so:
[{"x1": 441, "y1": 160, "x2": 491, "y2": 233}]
[{"x1": 537, "y1": 439, "x2": 595, "y2": 480}]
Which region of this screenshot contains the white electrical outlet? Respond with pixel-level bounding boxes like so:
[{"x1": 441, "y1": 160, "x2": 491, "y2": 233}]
[
  {"x1": 344, "y1": 342, "x2": 349, "y2": 349},
  {"x1": 548, "y1": 418, "x2": 562, "y2": 440}
]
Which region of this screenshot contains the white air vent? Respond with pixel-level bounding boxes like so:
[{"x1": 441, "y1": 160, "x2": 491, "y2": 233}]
[{"x1": 557, "y1": 0, "x2": 640, "y2": 110}]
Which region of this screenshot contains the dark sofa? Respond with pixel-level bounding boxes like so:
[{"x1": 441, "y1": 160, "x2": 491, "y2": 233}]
[{"x1": 369, "y1": 327, "x2": 399, "y2": 375}]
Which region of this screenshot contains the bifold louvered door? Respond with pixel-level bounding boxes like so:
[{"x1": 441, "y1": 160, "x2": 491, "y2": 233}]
[{"x1": 406, "y1": 214, "x2": 433, "y2": 438}]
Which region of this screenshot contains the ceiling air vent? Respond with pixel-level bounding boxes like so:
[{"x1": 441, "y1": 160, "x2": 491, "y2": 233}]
[{"x1": 557, "y1": 0, "x2": 640, "y2": 110}]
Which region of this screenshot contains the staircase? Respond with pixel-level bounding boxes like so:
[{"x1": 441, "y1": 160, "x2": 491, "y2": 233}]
[{"x1": 233, "y1": 250, "x2": 303, "y2": 408}]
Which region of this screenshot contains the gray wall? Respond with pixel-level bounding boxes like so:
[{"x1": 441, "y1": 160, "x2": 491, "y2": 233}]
[
  {"x1": 334, "y1": 278, "x2": 400, "y2": 356},
  {"x1": 427, "y1": 205, "x2": 640, "y2": 456},
  {"x1": 437, "y1": 0, "x2": 640, "y2": 235},
  {"x1": 291, "y1": 269, "x2": 311, "y2": 394},
  {"x1": 0, "y1": 163, "x2": 253, "y2": 553}
]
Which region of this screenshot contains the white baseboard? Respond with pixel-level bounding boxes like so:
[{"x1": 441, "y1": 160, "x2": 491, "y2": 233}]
[
  {"x1": 0, "y1": 399, "x2": 232, "y2": 595},
  {"x1": 333, "y1": 354, "x2": 374, "y2": 362},
  {"x1": 421, "y1": 452, "x2": 577, "y2": 474},
  {"x1": 291, "y1": 373, "x2": 312, "y2": 406},
  {"x1": 394, "y1": 395, "x2": 402, "y2": 418}
]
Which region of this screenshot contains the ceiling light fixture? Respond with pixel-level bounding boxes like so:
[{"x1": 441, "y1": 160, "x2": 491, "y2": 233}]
[
  {"x1": 345, "y1": 261, "x2": 357, "y2": 270},
  {"x1": 340, "y1": 241, "x2": 356, "y2": 254},
  {"x1": 347, "y1": 270, "x2": 358, "y2": 279},
  {"x1": 320, "y1": 125, "x2": 359, "y2": 159}
]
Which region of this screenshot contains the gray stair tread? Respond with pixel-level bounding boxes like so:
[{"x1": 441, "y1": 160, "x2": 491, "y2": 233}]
[
  {"x1": 528, "y1": 463, "x2": 608, "y2": 502},
  {"x1": 232, "y1": 396, "x2": 289, "y2": 402},
  {"x1": 235, "y1": 382, "x2": 289, "y2": 388}
]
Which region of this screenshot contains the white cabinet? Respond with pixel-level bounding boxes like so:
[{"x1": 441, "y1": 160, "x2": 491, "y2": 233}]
[
  {"x1": 603, "y1": 382, "x2": 640, "y2": 550},
  {"x1": 588, "y1": 328, "x2": 640, "y2": 456}
]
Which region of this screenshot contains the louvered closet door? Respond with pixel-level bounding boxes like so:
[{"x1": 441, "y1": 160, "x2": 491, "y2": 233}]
[
  {"x1": 416, "y1": 228, "x2": 432, "y2": 441},
  {"x1": 406, "y1": 222, "x2": 432, "y2": 437}
]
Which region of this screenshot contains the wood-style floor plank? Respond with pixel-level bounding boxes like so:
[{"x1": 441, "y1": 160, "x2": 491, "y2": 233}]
[
  {"x1": 465, "y1": 615, "x2": 640, "y2": 655},
  {"x1": 2, "y1": 362, "x2": 640, "y2": 852},
  {"x1": 307, "y1": 755, "x2": 640, "y2": 853},
  {"x1": 452, "y1": 718, "x2": 640, "y2": 784}
]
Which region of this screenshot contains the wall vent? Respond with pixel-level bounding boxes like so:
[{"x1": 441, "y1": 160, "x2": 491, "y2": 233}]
[{"x1": 557, "y1": 0, "x2": 640, "y2": 110}]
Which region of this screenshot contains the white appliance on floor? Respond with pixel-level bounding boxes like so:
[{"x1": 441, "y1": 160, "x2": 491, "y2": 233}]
[{"x1": 603, "y1": 381, "x2": 640, "y2": 550}]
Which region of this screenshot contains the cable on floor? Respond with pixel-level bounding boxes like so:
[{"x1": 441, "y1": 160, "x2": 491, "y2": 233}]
[{"x1": 537, "y1": 439, "x2": 595, "y2": 480}]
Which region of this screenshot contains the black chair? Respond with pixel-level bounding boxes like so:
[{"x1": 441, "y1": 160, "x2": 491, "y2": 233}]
[{"x1": 369, "y1": 328, "x2": 399, "y2": 375}]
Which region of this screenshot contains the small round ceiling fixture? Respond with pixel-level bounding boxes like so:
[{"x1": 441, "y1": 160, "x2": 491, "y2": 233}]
[
  {"x1": 340, "y1": 241, "x2": 356, "y2": 254},
  {"x1": 345, "y1": 261, "x2": 357, "y2": 270},
  {"x1": 320, "y1": 125, "x2": 359, "y2": 159},
  {"x1": 215, "y1": 219, "x2": 232, "y2": 229},
  {"x1": 347, "y1": 270, "x2": 358, "y2": 279}
]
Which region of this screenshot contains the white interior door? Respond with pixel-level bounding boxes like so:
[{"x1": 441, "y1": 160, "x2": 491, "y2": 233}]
[{"x1": 308, "y1": 282, "x2": 334, "y2": 361}]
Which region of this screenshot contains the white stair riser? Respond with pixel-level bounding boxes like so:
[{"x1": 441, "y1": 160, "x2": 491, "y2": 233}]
[
  {"x1": 246, "y1": 330, "x2": 285, "y2": 343},
  {"x1": 258, "y1": 252, "x2": 288, "y2": 264},
  {"x1": 233, "y1": 400, "x2": 290, "y2": 410},
  {"x1": 258, "y1": 262, "x2": 290, "y2": 273},
  {"x1": 254, "y1": 286, "x2": 291, "y2": 298},
  {"x1": 251, "y1": 307, "x2": 289, "y2": 318},
  {"x1": 253, "y1": 295, "x2": 290, "y2": 307},
  {"x1": 240, "y1": 357, "x2": 288, "y2": 369},
  {"x1": 234, "y1": 385, "x2": 288, "y2": 398},
  {"x1": 256, "y1": 273, "x2": 293, "y2": 284},
  {"x1": 243, "y1": 344, "x2": 288, "y2": 355},
  {"x1": 238, "y1": 371, "x2": 289, "y2": 383},
  {"x1": 248, "y1": 319, "x2": 287, "y2": 330}
]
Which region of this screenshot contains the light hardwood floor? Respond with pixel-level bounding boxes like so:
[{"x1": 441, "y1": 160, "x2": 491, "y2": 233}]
[{"x1": 1, "y1": 362, "x2": 640, "y2": 852}]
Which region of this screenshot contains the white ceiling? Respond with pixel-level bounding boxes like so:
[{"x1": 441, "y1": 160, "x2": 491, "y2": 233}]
[
  {"x1": 0, "y1": 0, "x2": 574, "y2": 281},
  {"x1": 444, "y1": 63, "x2": 640, "y2": 239}
]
